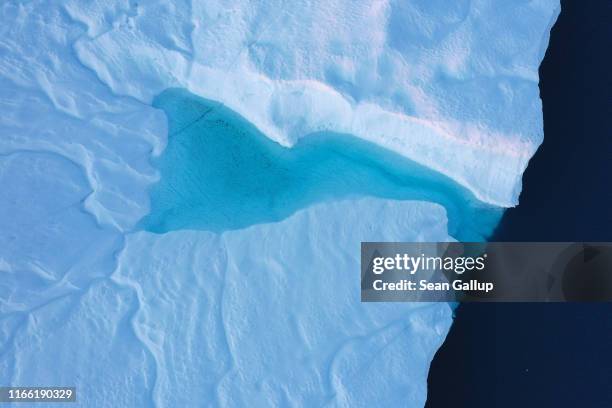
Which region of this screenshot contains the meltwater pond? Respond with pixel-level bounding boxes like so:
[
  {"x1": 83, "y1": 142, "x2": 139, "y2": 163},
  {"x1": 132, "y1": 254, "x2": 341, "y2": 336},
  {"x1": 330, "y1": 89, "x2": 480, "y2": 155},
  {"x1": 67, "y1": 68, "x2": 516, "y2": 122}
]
[{"x1": 141, "y1": 88, "x2": 501, "y2": 241}]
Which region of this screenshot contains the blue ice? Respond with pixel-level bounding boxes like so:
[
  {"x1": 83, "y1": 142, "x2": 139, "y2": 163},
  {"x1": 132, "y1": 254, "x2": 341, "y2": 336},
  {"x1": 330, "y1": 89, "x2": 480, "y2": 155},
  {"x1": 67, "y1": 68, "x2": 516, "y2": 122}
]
[{"x1": 141, "y1": 88, "x2": 501, "y2": 241}]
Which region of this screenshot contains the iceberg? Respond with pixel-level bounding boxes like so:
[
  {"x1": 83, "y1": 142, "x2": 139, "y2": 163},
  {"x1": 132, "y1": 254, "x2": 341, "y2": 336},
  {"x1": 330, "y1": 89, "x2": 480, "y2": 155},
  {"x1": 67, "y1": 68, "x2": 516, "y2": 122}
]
[{"x1": 0, "y1": 0, "x2": 559, "y2": 406}]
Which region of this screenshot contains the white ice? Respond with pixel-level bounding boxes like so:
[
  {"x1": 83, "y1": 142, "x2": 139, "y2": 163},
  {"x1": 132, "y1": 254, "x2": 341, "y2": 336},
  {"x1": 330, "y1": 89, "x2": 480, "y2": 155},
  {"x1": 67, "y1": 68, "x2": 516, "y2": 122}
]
[
  {"x1": 69, "y1": 0, "x2": 560, "y2": 206},
  {"x1": 0, "y1": 0, "x2": 559, "y2": 406}
]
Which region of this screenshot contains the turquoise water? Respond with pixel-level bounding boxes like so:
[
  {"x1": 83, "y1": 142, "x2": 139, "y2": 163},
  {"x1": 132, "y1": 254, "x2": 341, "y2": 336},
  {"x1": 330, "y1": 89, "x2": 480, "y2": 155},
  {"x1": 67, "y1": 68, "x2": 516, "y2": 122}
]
[{"x1": 141, "y1": 88, "x2": 502, "y2": 241}]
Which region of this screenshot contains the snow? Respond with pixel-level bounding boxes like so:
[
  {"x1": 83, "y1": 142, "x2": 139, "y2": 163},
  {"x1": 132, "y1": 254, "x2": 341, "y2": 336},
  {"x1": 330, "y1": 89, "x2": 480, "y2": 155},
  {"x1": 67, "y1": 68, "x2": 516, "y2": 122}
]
[
  {"x1": 112, "y1": 199, "x2": 454, "y2": 407},
  {"x1": 69, "y1": 0, "x2": 560, "y2": 206},
  {"x1": 0, "y1": 0, "x2": 559, "y2": 406}
]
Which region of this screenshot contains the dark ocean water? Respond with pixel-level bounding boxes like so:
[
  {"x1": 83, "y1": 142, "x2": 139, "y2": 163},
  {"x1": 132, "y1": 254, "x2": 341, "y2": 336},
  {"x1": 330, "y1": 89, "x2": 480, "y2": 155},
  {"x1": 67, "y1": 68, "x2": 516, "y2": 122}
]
[{"x1": 426, "y1": 1, "x2": 612, "y2": 407}]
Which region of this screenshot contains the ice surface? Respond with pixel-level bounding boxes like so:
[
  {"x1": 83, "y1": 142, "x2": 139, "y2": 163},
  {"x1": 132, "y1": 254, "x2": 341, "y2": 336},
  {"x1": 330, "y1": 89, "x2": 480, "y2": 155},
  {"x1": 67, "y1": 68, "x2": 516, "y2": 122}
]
[
  {"x1": 114, "y1": 199, "x2": 454, "y2": 407},
  {"x1": 0, "y1": 0, "x2": 559, "y2": 406},
  {"x1": 3, "y1": 192, "x2": 454, "y2": 406},
  {"x1": 69, "y1": 0, "x2": 560, "y2": 206}
]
